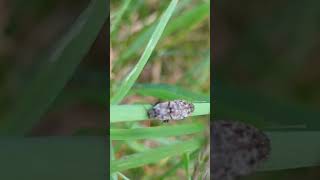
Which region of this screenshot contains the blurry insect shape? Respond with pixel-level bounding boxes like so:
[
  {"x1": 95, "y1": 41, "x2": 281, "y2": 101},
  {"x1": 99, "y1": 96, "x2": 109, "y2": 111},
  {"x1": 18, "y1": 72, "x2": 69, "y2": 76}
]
[
  {"x1": 148, "y1": 100, "x2": 194, "y2": 123},
  {"x1": 212, "y1": 120, "x2": 271, "y2": 180}
]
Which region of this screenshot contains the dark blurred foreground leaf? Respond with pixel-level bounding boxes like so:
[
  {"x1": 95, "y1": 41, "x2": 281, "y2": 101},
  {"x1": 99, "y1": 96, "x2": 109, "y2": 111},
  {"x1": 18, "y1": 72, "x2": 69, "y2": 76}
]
[
  {"x1": 0, "y1": 137, "x2": 105, "y2": 179},
  {"x1": 0, "y1": 0, "x2": 108, "y2": 135},
  {"x1": 259, "y1": 131, "x2": 320, "y2": 171}
]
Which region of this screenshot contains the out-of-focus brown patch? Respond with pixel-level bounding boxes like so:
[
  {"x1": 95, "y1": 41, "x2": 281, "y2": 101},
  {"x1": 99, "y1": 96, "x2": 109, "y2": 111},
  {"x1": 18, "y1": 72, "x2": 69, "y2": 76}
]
[{"x1": 152, "y1": 60, "x2": 162, "y2": 83}]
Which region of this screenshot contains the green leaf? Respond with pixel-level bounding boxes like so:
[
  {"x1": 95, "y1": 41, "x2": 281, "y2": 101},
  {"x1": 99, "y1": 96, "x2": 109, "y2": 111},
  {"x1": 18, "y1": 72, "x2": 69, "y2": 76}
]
[
  {"x1": 110, "y1": 0, "x2": 179, "y2": 104},
  {"x1": 115, "y1": 1, "x2": 209, "y2": 67},
  {"x1": 110, "y1": 102, "x2": 210, "y2": 123},
  {"x1": 110, "y1": 138, "x2": 203, "y2": 173},
  {"x1": 183, "y1": 153, "x2": 191, "y2": 180},
  {"x1": 111, "y1": 0, "x2": 132, "y2": 37},
  {"x1": 132, "y1": 83, "x2": 209, "y2": 101},
  {"x1": 111, "y1": 123, "x2": 205, "y2": 140}
]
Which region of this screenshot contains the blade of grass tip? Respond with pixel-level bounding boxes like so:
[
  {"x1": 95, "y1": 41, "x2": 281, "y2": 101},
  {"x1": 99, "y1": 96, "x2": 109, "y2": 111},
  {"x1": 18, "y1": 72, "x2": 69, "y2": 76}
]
[
  {"x1": 110, "y1": 123, "x2": 205, "y2": 140},
  {"x1": 111, "y1": 0, "x2": 132, "y2": 37},
  {"x1": 0, "y1": 0, "x2": 107, "y2": 135},
  {"x1": 110, "y1": 0, "x2": 179, "y2": 105},
  {"x1": 110, "y1": 138, "x2": 203, "y2": 173},
  {"x1": 110, "y1": 103, "x2": 209, "y2": 123}
]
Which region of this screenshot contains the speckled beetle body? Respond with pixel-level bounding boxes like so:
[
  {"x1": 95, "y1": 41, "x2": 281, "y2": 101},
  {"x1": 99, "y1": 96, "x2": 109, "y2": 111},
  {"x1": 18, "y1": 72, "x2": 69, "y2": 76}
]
[{"x1": 148, "y1": 100, "x2": 194, "y2": 122}]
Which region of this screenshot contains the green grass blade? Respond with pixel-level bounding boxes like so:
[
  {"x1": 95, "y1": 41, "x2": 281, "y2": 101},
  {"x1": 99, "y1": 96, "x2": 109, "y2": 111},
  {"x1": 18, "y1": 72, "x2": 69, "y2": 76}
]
[
  {"x1": 115, "y1": 1, "x2": 209, "y2": 67},
  {"x1": 110, "y1": 138, "x2": 203, "y2": 173},
  {"x1": 0, "y1": 0, "x2": 107, "y2": 135},
  {"x1": 111, "y1": 0, "x2": 131, "y2": 37},
  {"x1": 183, "y1": 153, "x2": 191, "y2": 180},
  {"x1": 110, "y1": 102, "x2": 209, "y2": 123},
  {"x1": 117, "y1": 172, "x2": 130, "y2": 180},
  {"x1": 162, "y1": 2, "x2": 209, "y2": 36},
  {"x1": 111, "y1": 123, "x2": 205, "y2": 140},
  {"x1": 132, "y1": 83, "x2": 209, "y2": 101},
  {"x1": 110, "y1": 0, "x2": 179, "y2": 104},
  {"x1": 258, "y1": 131, "x2": 320, "y2": 171}
]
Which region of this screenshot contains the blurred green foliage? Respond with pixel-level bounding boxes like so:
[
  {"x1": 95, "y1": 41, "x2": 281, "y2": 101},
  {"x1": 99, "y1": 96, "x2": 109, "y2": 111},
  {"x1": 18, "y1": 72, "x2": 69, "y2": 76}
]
[{"x1": 215, "y1": 0, "x2": 320, "y2": 179}]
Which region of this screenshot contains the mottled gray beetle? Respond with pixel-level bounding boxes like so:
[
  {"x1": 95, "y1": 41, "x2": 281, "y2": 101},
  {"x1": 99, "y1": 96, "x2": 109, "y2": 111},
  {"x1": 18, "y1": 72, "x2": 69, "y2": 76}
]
[
  {"x1": 212, "y1": 120, "x2": 271, "y2": 180},
  {"x1": 148, "y1": 100, "x2": 194, "y2": 122}
]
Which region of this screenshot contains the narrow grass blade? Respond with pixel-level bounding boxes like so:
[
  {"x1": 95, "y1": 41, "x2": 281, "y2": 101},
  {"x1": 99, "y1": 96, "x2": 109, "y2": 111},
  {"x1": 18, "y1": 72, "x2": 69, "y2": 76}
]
[
  {"x1": 117, "y1": 172, "x2": 130, "y2": 180},
  {"x1": 183, "y1": 153, "x2": 191, "y2": 180},
  {"x1": 115, "y1": 1, "x2": 209, "y2": 67},
  {"x1": 110, "y1": 138, "x2": 203, "y2": 173},
  {"x1": 132, "y1": 83, "x2": 209, "y2": 101},
  {"x1": 111, "y1": 0, "x2": 131, "y2": 37},
  {"x1": 0, "y1": 0, "x2": 108, "y2": 135},
  {"x1": 110, "y1": 102, "x2": 209, "y2": 123},
  {"x1": 110, "y1": 0, "x2": 179, "y2": 104},
  {"x1": 111, "y1": 123, "x2": 205, "y2": 140},
  {"x1": 258, "y1": 131, "x2": 320, "y2": 171}
]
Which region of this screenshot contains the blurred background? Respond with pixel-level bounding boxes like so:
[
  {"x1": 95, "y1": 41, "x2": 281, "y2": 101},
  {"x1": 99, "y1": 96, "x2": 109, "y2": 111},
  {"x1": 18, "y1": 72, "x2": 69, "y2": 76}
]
[
  {"x1": 215, "y1": 0, "x2": 320, "y2": 179},
  {"x1": 0, "y1": 0, "x2": 107, "y2": 136}
]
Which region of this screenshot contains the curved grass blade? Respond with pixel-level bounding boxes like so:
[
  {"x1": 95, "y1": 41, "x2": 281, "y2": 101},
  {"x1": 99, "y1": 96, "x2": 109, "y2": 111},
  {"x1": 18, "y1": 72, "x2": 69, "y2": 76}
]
[
  {"x1": 0, "y1": 0, "x2": 108, "y2": 135},
  {"x1": 114, "y1": 1, "x2": 209, "y2": 68},
  {"x1": 131, "y1": 83, "x2": 209, "y2": 102},
  {"x1": 110, "y1": 138, "x2": 203, "y2": 173},
  {"x1": 110, "y1": 102, "x2": 209, "y2": 123},
  {"x1": 111, "y1": 0, "x2": 131, "y2": 37},
  {"x1": 111, "y1": 123, "x2": 205, "y2": 140},
  {"x1": 110, "y1": 0, "x2": 179, "y2": 104}
]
